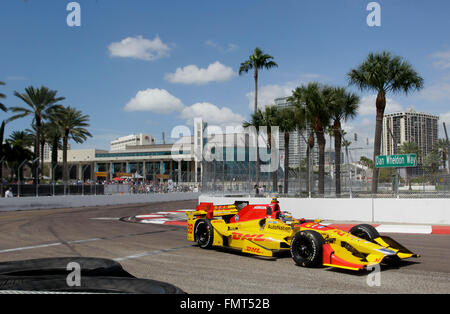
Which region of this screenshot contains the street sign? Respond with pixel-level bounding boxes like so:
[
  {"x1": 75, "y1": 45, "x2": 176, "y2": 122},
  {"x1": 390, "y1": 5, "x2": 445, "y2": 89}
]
[{"x1": 375, "y1": 154, "x2": 417, "y2": 168}]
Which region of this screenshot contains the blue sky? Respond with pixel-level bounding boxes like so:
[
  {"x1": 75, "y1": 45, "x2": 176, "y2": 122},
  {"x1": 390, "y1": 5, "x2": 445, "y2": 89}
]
[{"x1": 1, "y1": 0, "x2": 450, "y2": 159}]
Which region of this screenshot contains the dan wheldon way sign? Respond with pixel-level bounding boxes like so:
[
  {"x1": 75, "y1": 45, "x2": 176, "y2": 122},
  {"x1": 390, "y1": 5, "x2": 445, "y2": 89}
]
[{"x1": 375, "y1": 154, "x2": 417, "y2": 168}]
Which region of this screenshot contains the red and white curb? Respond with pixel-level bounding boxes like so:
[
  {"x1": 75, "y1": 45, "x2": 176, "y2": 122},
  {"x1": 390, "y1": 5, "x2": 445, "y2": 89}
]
[{"x1": 120, "y1": 210, "x2": 192, "y2": 226}]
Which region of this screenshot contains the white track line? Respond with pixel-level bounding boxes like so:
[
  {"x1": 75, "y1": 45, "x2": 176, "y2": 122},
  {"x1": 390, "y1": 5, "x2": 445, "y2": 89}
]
[
  {"x1": 113, "y1": 245, "x2": 191, "y2": 262},
  {"x1": 0, "y1": 238, "x2": 101, "y2": 254}
]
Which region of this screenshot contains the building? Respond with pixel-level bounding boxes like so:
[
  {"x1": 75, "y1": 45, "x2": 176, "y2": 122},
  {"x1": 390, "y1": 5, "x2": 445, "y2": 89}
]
[
  {"x1": 110, "y1": 133, "x2": 155, "y2": 151},
  {"x1": 382, "y1": 109, "x2": 439, "y2": 163},
  {"x1": 42, "y1": 119, "x2": 262, "y2": 184}
]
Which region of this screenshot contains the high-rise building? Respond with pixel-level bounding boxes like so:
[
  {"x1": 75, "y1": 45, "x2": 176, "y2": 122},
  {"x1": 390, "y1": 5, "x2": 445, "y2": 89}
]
[{"x1": 382, "y1": 109, "x2": 439, "y2": 163}]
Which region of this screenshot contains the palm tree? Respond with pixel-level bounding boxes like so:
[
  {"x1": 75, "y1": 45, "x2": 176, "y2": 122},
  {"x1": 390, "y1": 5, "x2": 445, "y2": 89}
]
[
  {"x1": 45, "y1": 118, "x2": 63, "y2": 182},
  {"x1": 8, "y1": 130, "x2": 34, "y2": 148},
  {"x1": 9, "y1": 86, "x2": 65, "y2": 182},
  {"x1": 243, "y1": 109, "x2": 264, "y2": 190},
  {"x1": 260, "y1": 105, "x2": 280, "y2": 192},
  {"x1": 347, "y1": 51, "x2": 424, "y2": 193},
  {"x1": 3, "y1": 137, "x2": 33, "y2": 182},
  {"x1": 275, "y1": 106, "x2": 297, "y2": 194},
  {"x1": 239, "y1": 48, "x2": 278, "y2": 114},
  {"x1": 290, "y1": 82, "x2": 331, "y2": 195},
  {"x1": 329, "y1": 87, "x2": 360, "y2": 196},
  {"x1": 240, "y1": 48, "x2": 278, "y2": 186},
  {"x1": 55, "y1": 106, "x2": 92, "y2": 184}
]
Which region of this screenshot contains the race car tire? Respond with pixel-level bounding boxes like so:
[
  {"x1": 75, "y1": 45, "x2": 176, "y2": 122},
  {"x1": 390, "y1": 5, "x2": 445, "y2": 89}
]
[
  {"x1": 195, "y1": 219, "x2": 214, "y2": 249},
  {"x1": 290, "y1": 230, "x2": 324, "y2": 268},
  {"x1": 349, "y1": 224, "x2": 380, "y2": 242}
]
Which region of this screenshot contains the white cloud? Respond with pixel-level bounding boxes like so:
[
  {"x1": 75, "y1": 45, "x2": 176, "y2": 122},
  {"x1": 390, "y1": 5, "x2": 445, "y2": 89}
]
[
  {"x1": 165, "y1": 62, "x2": 235, "y2": 85},
  {"x1": 205, "y1": 40, "x2": 239, "y2": 53},
  {"x1": 108, "y1": 35, "x2": 171, "y2": 61},
  {"x1": 431, "y1": 50, "x2": 450, "y2": 70},
  {"x1": 123, "y1": 89, "x2": 244, "y2": 127},
  {"x1": 124, "y1": 88, "x2": 184, "y2": 113},
  {"x1": 418, "y1": 82, "x2": 450, "y2": 101},
  {"x1": 246, "y1": 82, "x2": 297, "y2": 111},
  {"x1": 179, "y1": 102, "x2": 245, "y2": 126},
  {"x1": 358, "y1": 94, "x2": 403, "y2": 116}
]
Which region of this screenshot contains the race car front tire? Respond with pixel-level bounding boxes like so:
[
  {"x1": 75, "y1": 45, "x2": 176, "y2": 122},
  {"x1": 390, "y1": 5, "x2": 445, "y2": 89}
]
[
  {"x1": 349, "y1": 224, "x2": 380, "y2": 242},
  {"x1": 194, "y1": 219, "x2": 214, "y2": 249},
  {"x1": 290, "y1": 230, "x2": 324, "y2": 268}
]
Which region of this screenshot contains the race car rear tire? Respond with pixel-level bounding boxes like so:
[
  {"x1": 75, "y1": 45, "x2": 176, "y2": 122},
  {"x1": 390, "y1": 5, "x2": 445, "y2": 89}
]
[
  {"x1": 195, "y1": 219, "x2": 214, "y2": 249},
  {"x1": 349, "y1": 224, "x2": 380, "y2": 242},
  {"x1": 290, "y1": 230, "x2": 324, "y2": 268}
]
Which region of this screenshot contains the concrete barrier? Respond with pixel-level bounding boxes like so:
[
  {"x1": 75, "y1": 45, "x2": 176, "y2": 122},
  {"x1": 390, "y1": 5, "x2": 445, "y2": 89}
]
[
  {"x1": 198, "y1": 195, "x2": 450, "y2": 225},
  {"x1": 0, "y1": 192, "x2": 200, "y2": 212}
]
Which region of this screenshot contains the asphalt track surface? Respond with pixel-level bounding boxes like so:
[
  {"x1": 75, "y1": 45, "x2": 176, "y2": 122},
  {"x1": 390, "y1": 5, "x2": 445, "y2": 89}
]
[{"x1": 0, "y1": 200, "x2": 449, "y2": 294}]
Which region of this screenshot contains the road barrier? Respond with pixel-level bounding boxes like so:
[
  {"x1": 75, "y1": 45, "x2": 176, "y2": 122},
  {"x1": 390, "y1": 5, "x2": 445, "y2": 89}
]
[
  {"x1": 0, "y1": 192, "x2": 199, "y2": 212},
  {"x1": 198, "y1": 195, "x2": 450, "y2": 225}
]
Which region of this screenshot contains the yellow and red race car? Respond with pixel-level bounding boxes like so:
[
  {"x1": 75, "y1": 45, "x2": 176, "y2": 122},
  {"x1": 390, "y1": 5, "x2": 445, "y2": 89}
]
[{"x1": 186, "y1": 198, "x2": 419, "y2": 271}]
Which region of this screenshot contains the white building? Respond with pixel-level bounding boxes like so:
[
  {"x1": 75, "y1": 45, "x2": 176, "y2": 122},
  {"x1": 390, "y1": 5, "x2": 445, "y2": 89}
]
[{"x1": 110, "y1": 133, "x2": 155, "y2": 151}]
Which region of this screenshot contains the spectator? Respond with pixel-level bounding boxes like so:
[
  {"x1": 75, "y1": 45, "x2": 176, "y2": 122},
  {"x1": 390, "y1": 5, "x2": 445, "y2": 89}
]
[{"x1": 5, "y1": 188, "x2": 13, "y2": 198}]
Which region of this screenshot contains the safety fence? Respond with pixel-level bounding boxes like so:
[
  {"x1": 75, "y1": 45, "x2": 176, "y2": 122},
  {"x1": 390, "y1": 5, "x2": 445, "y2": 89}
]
[{"x1": 200, "y1": 160, "x2": 450, "y2": 199}]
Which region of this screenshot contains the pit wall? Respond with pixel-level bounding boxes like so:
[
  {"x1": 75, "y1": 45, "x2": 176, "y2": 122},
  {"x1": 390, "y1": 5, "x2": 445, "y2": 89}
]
[{"x1": 198, "y1": 195, "x2": 450, "y2": 225}]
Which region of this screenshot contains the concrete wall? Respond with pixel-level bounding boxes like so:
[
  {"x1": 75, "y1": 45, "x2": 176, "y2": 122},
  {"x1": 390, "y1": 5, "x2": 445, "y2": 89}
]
[
  {"x1": 198, "y1": 195, "x2": 450, "y2": 225},
  {"x1": 0, "y1": 192, "x2": 199, "y2": 212}
]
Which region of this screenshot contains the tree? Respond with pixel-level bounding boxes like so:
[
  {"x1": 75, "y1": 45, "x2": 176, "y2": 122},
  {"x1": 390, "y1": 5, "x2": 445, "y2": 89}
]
[
  {"x1": 9, "y1": 86, "x2": 65, "y2": 182},
  {"x1": 347, "y1": 51, "x2": 424, "y2": 193},
  {"x1": 290, "y1": 82, "x2": 331, "y2": 195},
  {"x1": 260, "y1": 105, "x2": 280, "y2": 192},
  {"x1": 54, "y1": 106, "x2": 91, "y2": 184},
  {"x1": 8, "y1": 130, "x2": 34, "y2": 148},
  {"x1": 435, "y1": 139, "x2": 450, "y2": 171},
  {"x1": 239, "y1": 48, "x2": 278, "y2": 114},
  {"x1": 274, "y1": 106, "x2": 297, "y2": 194},
  {"x1": 3, "y1": 135, "x2": 34, "y2": 181},
  {"x1": 360, "y1": 156, "x2": 374, "y2": 169},
  {"x1": 328, "y1": 87, "x2": 360, "y2": 196},
  {"x1": 239, "y1": 48, "x2": 278, "y2": 185}
]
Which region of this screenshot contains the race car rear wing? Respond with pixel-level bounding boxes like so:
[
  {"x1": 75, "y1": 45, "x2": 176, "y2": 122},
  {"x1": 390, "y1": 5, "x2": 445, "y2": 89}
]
[{"x1": 189, "y1": 202, "x2": 239, "y2": 219}]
